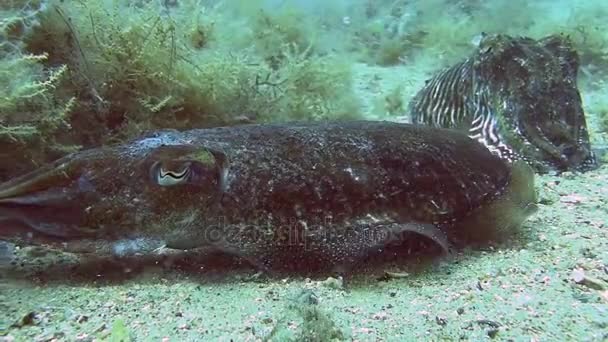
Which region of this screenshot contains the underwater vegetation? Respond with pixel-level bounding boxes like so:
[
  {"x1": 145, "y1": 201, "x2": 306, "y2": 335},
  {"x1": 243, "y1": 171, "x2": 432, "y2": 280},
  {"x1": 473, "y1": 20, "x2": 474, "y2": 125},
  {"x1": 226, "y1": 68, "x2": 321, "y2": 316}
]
[
  {"x1": 1, "y1": 1, "x2": 79, "y2": 182},
  {"x1": 409, "y1": 33, "x2": 597, "y2": 173},
  {"x1": 266, "y1": 289, "x2": 345, "y2": 341},
  {"x1": 0, "y1": 122, "x2": 536, "y2": 272},
  {"x1": 0, "y1": 52, "x2": 78, "y2": 180},
  {"x1": 1, "y1": 0, "x2": 608, "y2": 182},
  {"x1": 0, "y1": 0, "x2": 361, "y2": 181}
]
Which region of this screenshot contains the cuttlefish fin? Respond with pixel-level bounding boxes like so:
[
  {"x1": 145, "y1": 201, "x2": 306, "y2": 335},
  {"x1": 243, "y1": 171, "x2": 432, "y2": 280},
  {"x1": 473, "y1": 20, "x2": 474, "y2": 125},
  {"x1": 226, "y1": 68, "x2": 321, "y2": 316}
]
[
  {"x1": 384, "y1": 222, "x2": 452, "y2": 255},
  {"x1": 452, "y1": 160, "x2": 537, "y2": 245}
]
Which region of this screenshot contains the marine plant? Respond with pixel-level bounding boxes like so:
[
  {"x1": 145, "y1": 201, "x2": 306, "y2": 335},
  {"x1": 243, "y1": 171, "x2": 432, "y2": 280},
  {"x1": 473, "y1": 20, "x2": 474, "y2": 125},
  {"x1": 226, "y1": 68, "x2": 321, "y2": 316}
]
[
  {"x1": 562, "y1": 4, "x2": 608, "y2": 78},
  {"x1": 265, "y1": 289, "x2": 346, "y2": 341},
  {"x1": 350, "y1": 0, "x2": 607, "y2": 70},
  {"x1": 348, "y1": 0, "x2": 425, "y2": 66},
  {"x1": 0, "y1": 52, "x2": 77, "y2": 180},
  {"x1": 0, "y1": 0, "x2": 361, "y2": 180},
  {"x1": 109, "y1": 317, "x2": 131, "y2": 342},
  {"x1": 249, "y1": 4, "x2": 316, "y2": 62}
]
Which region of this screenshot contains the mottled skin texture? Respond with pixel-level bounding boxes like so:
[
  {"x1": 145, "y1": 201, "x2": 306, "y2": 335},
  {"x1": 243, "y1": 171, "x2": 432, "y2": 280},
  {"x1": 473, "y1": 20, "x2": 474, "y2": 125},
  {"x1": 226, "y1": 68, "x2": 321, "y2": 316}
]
[
  {"x1": 0, "y1": 121, "x2": 536, "y2": 271},
  {"x1": 409, "y1": 34, "x2": 597, "y2": 173}
]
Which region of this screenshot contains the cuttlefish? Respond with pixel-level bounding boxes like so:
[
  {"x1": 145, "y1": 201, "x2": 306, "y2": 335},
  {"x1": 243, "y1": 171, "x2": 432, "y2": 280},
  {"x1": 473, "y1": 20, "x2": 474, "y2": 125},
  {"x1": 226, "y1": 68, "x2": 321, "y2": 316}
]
[
  {"x1": 0, "y1": 121, "x2": 537, "y2": 271},
  {"x1": 409, "y1": 34, "x2": 597, "y2": 173}
]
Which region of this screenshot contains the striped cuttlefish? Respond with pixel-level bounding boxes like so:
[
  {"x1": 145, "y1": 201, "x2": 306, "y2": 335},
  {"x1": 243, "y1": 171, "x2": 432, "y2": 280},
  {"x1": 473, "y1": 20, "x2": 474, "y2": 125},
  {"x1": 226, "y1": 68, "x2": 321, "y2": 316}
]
[{"x1": 409, "y1": 34, "x2": 597, "y2": 173}]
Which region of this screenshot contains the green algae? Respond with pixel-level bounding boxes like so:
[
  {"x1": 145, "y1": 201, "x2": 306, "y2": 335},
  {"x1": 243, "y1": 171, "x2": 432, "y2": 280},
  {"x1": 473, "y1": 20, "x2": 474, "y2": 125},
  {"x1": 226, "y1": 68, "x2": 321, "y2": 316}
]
[{"x1": 0, "y1": 0, "x2": 361, "y2": 181}]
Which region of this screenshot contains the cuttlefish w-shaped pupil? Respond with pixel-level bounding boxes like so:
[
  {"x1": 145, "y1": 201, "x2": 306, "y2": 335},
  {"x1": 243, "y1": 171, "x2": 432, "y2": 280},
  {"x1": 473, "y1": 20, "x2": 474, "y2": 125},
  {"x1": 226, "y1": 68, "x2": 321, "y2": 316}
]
[{"x1": 154, "y1": 162, "x2": 191, "y2": 187}]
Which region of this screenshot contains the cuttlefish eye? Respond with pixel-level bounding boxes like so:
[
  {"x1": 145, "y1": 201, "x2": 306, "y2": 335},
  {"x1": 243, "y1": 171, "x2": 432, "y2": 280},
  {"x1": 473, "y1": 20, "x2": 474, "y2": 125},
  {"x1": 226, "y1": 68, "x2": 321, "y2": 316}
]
[
  {"x1": 151, "y1": 161, "x2": 192, "y2": 187},
  {"x1": 145, "y1": 145, "x2": 226, "y2": 190}
]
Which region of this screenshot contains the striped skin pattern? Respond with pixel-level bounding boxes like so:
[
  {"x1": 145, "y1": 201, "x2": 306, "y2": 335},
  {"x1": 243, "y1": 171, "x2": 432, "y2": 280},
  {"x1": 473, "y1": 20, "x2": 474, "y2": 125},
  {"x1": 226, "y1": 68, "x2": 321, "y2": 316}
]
[{"x1": 409, "y1": 34, "x2": 597, "y2": 173}]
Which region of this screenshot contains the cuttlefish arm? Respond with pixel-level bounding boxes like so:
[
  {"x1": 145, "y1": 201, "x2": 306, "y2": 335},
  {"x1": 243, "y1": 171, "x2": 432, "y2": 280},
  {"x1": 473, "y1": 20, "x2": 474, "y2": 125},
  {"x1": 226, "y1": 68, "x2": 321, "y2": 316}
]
[{"x1": 0, "y1": 131, "x2": 228, "y2": 257}]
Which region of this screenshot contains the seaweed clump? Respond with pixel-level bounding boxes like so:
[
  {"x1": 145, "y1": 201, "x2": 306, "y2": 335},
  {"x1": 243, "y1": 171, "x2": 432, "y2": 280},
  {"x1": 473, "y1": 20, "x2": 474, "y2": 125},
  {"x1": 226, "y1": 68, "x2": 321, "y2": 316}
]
[
  {"x1": 0, "y1": 52, "x2": 78, "y2": 180},
  {"x1": 0, "y1": 0, "x2": 360, "y2": 181},
  {"x1": 265, "y1": 290, "x2": 346, "y2": 341},
  {"x1": 0, "y1": 1, "x2": 78, "y2": 179},
  {"x1": 349, "y1": 0, "x2": 481, "y2": 67}
]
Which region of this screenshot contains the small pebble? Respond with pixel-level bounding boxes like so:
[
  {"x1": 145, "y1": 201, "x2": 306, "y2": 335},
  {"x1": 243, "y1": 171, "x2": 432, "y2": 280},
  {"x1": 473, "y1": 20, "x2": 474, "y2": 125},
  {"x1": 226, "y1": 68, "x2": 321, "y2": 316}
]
[
  {"x1": 76, "y1": 315, "x2": 89, "y2": 323},
  {"x1": 572, "y1": 268, "x2": 606, "y2": 290}
]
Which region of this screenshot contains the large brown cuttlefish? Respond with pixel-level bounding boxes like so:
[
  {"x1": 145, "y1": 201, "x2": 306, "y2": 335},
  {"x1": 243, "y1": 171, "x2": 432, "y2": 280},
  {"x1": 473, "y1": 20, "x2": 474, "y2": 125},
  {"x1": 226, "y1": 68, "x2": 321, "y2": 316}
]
[{"x1": 0, "y1": 121, "x2": 537, "y2": 271}]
